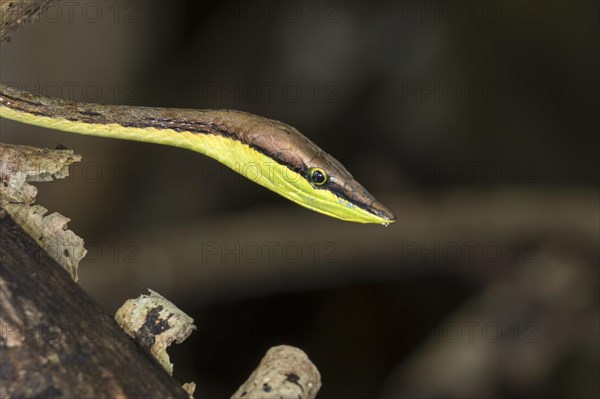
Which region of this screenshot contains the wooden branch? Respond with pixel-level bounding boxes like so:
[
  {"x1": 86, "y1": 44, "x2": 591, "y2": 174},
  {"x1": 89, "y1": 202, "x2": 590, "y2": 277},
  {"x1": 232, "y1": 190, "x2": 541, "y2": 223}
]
[
  {"x1": 231, "y1": 345, "x2": 322, "y2": 399},
  {"x1": 0, "y1": 210, "x2": 191, "y2": 398},
  {"x1": 115, "y1": 289, "x2": 197, "y2": 376},
  {"x1": 1, "y1": 144, "x2": 86, "y2": 280}
]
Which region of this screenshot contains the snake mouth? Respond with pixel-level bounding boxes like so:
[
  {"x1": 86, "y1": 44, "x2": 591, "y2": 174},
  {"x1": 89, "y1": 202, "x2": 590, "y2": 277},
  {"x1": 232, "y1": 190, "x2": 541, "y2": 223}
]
[
  {"x1": 367, "y1": 200, "x2": 396, "y2": 223},
  {"x1": 321, "y1": 177, "x2": 395, "y2": 224}
]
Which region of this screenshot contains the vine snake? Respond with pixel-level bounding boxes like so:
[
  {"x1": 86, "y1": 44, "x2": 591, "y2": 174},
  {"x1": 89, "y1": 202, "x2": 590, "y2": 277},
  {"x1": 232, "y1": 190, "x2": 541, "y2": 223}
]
[{"x1": 0, "y1": 71, "x2": 394, "y2": 226}]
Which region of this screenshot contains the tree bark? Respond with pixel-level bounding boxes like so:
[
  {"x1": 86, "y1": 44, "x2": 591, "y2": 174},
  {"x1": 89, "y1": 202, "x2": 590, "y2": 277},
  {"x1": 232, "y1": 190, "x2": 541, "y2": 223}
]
[{"x1": 0, "y1": 209, "x2": 191, "y2": 398}]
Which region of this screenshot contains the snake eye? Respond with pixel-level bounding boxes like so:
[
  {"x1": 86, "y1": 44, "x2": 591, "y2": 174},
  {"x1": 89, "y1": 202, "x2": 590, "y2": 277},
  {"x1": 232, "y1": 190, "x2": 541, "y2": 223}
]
[{"x1": 309, "y1": 168, "x2": 328, "y2": 186}]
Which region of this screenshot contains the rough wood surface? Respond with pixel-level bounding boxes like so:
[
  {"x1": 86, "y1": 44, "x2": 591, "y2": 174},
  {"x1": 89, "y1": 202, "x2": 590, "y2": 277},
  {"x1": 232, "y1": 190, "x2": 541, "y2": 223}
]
[
  {"x1": 1, "y1": 144, "x2": 86, "y2": 280},
  {"x1": 231, "y1": 345, "x2": 322, "y2": 399},
  {"x1": 0, "y1": 210, "x2": 192, "y2": 398},
  {"x1": 115, "y1": 289, "x2": 197, "y2": 377}
]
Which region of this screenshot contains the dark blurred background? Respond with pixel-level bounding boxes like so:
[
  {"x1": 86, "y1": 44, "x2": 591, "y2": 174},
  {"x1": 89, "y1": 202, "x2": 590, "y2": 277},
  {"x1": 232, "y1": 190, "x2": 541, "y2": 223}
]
[{"x1": 1, "y1": 1, "x2": 598, "y2": 398}]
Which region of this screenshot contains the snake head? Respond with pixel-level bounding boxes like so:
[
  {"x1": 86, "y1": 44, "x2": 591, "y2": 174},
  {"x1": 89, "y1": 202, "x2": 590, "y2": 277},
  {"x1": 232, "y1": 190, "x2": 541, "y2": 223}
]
[
  {"x1": 297, "y1": 150, "x2": 396, "y2": 225},
  {"x1": 230, "y1": 115, "x2": 396, "y2": 225}
]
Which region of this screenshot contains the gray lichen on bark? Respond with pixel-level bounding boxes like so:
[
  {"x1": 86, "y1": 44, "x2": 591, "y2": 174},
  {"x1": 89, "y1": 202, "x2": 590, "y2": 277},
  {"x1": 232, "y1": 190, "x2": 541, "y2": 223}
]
[
  {"x1": 231, "y1": 345, "x2": 322, "y2": 399},
  {"x1": 115, "y1": 289, "x2": 197, "y2": 377},
  {"x1": 0, "y1": 144, "x2": 86, "y2": 280}
]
